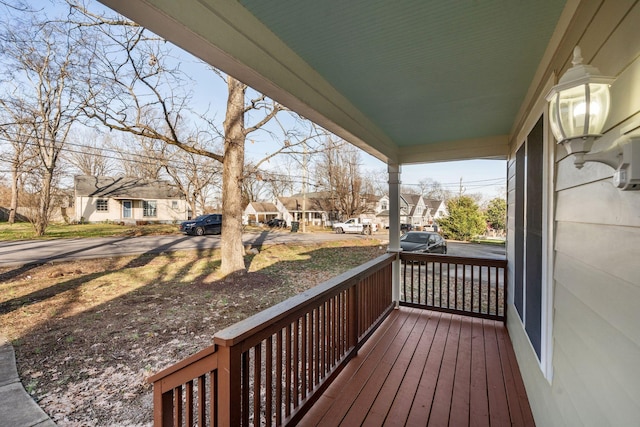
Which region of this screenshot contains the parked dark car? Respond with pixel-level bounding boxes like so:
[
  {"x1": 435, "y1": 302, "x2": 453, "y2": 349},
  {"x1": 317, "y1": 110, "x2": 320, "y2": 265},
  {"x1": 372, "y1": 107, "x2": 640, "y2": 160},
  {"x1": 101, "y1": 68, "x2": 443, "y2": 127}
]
[
  {"x1": 266, "y1": 218, "x2": 287, "y2": 228},
  {"x1": 401, "y1": 223, "x2": 413, "y2": 232},
  {"x1": 400, "y1": 231, "x2": 447, "y2": 254},
  {"x1": 179, "y1": 214, "x2": 222, "y2": 236}
]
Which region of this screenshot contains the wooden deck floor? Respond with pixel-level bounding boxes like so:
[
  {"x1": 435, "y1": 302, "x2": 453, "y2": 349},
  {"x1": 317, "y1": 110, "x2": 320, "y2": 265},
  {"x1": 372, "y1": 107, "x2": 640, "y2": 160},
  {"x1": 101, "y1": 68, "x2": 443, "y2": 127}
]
[{"x1": 299, "y1": 307, "x2": 534, "y2": 426}]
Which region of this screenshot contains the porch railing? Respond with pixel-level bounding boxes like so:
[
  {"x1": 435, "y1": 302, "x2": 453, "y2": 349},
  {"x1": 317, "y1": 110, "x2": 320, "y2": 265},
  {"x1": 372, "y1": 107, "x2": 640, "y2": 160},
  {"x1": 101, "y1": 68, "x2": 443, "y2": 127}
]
[
  {"x1": 148, "y1": 253, "x2": 395, "y2": 427},
  {"x1": 399, "y1": 253, "x2": 507, "y2": 322}
]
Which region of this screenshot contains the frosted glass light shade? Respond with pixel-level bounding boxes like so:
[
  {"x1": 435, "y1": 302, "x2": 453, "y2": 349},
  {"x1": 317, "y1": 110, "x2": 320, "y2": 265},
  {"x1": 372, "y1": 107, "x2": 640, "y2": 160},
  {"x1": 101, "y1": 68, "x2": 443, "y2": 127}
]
[
  {"x1": 546, "y1": 46, "x2": 615, "y2": 152},
  {"x1": 548, "y1": 82, "x2": 611, "y2": 143}
]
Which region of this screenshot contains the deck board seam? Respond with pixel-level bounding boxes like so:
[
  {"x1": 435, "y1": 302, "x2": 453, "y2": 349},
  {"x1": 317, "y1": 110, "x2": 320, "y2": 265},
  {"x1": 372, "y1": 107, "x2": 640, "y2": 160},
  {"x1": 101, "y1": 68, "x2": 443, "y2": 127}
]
[
  {"x1": 317, "y1": 308, "x2": 418, "y2": 425},
  {"x1": 340, "y1": 308, "x2": 426, "y2": 425}
]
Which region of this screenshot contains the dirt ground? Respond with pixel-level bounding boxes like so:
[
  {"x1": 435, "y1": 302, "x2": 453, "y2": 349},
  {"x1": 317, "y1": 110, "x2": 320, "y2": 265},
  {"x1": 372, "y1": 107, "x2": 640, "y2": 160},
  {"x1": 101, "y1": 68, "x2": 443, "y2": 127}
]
[{"x1": 0, "y1": 240, "x2": 386, "y2": 426}]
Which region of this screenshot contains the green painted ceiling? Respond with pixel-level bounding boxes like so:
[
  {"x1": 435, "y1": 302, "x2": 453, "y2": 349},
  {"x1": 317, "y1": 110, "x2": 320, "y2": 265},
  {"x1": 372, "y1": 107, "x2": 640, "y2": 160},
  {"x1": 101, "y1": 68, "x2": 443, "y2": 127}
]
[{"x1": 238, "y1": 0, "x2": 566, "y2": 148}]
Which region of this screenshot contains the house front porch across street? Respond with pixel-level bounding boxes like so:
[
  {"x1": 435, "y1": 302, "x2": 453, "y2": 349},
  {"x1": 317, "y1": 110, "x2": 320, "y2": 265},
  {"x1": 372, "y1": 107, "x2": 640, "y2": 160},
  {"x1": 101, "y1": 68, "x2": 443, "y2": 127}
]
[{"x1": 149, "y1": 251, "x2": 526, "y2": 426}]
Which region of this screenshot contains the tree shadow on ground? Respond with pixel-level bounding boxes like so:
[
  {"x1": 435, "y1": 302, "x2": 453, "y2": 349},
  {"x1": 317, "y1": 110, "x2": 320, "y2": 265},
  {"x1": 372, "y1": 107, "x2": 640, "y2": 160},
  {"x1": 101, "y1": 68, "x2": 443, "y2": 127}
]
[{"x1": 0, "y1": 241, "x2": 385, "y2": 426}]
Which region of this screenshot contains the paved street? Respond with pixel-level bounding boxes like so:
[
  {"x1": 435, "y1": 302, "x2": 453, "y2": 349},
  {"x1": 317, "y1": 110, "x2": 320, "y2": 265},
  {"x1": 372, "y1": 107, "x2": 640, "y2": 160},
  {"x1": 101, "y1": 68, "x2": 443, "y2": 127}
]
[
  {"x1": 0, "y1": 231, "x2": 379, "y2": 268},
  {"x1": 444, "y1": 240, "x2": 506, "y2": 260},
  {"x1": 0, "y1": 231, "x2": 504, "y2": 268}
]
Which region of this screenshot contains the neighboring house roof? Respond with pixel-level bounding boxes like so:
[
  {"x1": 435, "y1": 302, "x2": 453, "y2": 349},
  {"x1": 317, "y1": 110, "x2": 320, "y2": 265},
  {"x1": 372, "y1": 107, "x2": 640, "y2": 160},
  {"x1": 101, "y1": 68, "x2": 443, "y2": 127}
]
[
  {"x1": 362, "y1": 193, "x2": 379, "y2": 204},
  {"x1": 423, "y1": 199, "x2": 445, "y2": 212},
  {"x1": 74, "y1": 175, "x2": 183, "y2": 200},
  {"x1": 278, "y1": 196, "x2": 327, "y2": 212},
  {"x1": 245, "y1": 202, "x2": 278, "y2": 213},
  {"x1": 400, "y1": 193, "x2": 424, "y2": 217},
  {"x1": 289, "y1": 192, "x2": 379, "y2": 209},
  {"x1": 290, "y1": 191, "x2": 334, "y2": 199},
  {"x1": 401, "y1": 193, "x2": 422, "y2": 206}
]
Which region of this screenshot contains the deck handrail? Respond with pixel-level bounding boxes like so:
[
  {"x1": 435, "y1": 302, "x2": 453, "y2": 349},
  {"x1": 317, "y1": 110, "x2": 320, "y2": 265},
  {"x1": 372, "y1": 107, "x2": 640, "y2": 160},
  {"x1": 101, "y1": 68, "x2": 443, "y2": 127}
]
[
  {"x1": 148, "y1": 252, "x2": 396, "y2": 427},
  {"x1": 400, "y1": 252, "x2": 507, "y2": 322},
  {"x1": 214, "y1": 253, "x2": 396, "y2": 348}
]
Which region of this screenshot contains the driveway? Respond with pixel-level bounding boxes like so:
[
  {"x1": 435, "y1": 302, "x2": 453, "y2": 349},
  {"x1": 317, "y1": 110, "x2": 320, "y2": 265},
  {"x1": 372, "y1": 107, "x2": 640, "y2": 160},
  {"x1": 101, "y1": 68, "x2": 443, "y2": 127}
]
[{"x1": 0, "y1": 232, "x2": 504, "y2": 268}]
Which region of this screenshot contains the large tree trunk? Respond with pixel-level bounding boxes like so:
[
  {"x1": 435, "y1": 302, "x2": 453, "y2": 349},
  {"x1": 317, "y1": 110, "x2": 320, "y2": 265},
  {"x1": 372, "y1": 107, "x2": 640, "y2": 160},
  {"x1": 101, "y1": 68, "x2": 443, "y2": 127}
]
[
  {"x1": 220, "y1": 77, "x2": 247, "y2": 276},
  {"x1": 34, "y1": 168, "x2": 54, "y2": 236},
  {"x1": 190, "y1": 196, "x2": 197, "y2": 219}
]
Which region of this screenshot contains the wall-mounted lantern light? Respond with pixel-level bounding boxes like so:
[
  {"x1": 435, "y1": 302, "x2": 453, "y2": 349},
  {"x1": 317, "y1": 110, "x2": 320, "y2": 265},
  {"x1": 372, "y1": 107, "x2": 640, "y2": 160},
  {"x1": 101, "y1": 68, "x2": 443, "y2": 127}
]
[{"x1": 546, "y1": 46, "x2": 640, "y2": 190}]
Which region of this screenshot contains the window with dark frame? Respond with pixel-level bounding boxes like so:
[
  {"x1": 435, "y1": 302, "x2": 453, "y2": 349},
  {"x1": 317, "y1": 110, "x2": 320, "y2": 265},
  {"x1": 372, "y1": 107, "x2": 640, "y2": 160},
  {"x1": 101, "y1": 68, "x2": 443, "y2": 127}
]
[
  {"x1": 513, "y1": 116, "x2": 544, "y2": 360},
  {"x1": 96, "y1": 199, "x2": 108, "y2": 212}
]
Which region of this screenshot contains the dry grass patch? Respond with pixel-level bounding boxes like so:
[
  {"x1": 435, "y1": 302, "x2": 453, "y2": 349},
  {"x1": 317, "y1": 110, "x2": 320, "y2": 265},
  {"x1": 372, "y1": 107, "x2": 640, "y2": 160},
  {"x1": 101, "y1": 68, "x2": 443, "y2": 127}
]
[{"x1": 0, "y1": 239, "x2": 386, "y2": 426}]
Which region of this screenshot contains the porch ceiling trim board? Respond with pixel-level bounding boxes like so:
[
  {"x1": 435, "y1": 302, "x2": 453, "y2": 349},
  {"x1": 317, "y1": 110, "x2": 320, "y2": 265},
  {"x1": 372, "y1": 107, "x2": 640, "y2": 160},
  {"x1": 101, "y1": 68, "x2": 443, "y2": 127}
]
[
  {"x1": 97, "y1": 0, "x2": 398, "y2": 163},
  {"x1": 397, "y1": 134, "x2": 510, "y2": 164}
]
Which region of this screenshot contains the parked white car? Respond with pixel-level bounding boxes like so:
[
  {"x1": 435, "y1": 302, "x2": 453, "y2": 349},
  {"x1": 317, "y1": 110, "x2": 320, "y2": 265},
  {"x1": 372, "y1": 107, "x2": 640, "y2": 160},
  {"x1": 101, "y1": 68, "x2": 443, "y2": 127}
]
[{"x1": 332, "y1": 218, "x2": 377, "y2": 234}]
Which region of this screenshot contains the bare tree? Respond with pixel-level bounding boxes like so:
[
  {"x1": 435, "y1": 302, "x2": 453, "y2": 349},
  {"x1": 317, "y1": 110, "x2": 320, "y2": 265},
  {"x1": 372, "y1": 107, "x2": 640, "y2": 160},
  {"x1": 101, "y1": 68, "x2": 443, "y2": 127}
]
[
  {"x1": 71, "y1": 4, "x2": 324, "y2": 276},
  {"x1": 265, "y1": 158, "x2": 299, "y2": 198},
  {"x1": 242, "y1": 163, "x2": 272, "y2": 205},
  {"x1": 161, "y1": 145, "x2": 221, "y2": 217},
  {"x1": 313, "y1": 138, "x2": 370, "y2": 218},
  {"x1": 0, "y1": 105, "x2": 39, "y2": 223},
  {"x1": 0, "y1": 12, "x2": 93, "y2": 234},
  {"x1": 419, "y1": 177, "x2": 452, "y2": 201},
  {"x1": 65, "y1": 130, "x2": 116, "y2": 177},
  {"x1": 114, "y1": 135, "x2": 167, "y2": 180}
]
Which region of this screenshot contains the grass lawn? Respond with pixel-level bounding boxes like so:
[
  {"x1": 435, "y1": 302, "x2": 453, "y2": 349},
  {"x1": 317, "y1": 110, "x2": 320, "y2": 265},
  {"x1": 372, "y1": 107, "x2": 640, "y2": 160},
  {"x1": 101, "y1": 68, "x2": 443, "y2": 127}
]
[
  {"x1": 0, "y1": 222, "x2": 182, "y2": 240},
  {"x1": 0, "y1": 222, "x2": 305, "y2": 240},
  {"x1": 471, "y1": 237, "x2": 506, "y2": 245},
  {"x1": 0, "y1": 239, "x2": 386, "y2": 426}
]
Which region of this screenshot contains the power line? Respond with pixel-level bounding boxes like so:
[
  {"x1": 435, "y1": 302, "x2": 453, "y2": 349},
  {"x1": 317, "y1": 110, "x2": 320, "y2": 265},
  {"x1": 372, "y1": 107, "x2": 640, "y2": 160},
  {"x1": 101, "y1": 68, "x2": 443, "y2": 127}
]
[{"x1": 0, "y1": 135, "x2": 505, "y2": 190}]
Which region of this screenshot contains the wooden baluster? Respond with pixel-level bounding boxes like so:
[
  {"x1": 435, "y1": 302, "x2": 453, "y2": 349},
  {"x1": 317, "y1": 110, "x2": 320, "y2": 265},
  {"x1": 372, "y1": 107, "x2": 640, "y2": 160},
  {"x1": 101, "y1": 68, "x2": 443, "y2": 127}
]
[
  {"x1": 174, "y1": 386, "x2": 183, "y2": 427},
  {"x1": 197, "y1": 375, "x2": 205, "y2": 427},
  {"x1": 455, "y1": 263, "x2": 459, "y2": 310},
  {"x1": 265, "y1": 337, "x2": 273, "y2": 427},
  {"x1": 301, "y1": 314, "x2": 307, "y2": 400},
  {"x1": 463, "y1": 264, "x2": 467, "y2": 312},
  {"x1": 479, "y1": 265, "x2": 484, "y2": 314},
  {"x1": 471, "y1": 265, "x2": 475, "y2": 313},
  {"x1": 402, "y1": 260, "x2": 407, "y2": 303},
  {"x1": 275, "y1": 330, "x2": 283, "y2": 425},
  {"x1": 314, "y1": 307, "x2": 320, "y2": 387},
  {"x1": 154, "y1": 388, "x2": 173, "y2": 427},
  {"x1": 210, "y1": 369, "x2": 218, "y2": 427},
  {"x1": 321, "y1": 302, "x2": 326, "y2": 377},
  {"x1": 293, "y1": 320, "x2": 300, "y2": 409},
  {"x1": 285, "y1": 324, "x2": 292, "y2": 417},
  {"x1": 185, "y1": 381, "x2": 194, "y2": 427},
  {"x1": 242, "y1": 352, "x2": 249, "y2": 426},
  {"x1": 253, "y1": 343, "x2": 261, "y2": 427},
  {"x1": 307, "y1": 312, "x2": 313, "y2": 393},
  {"x1": 215, "y1": 343, "x2": 242, "y2": 427}
]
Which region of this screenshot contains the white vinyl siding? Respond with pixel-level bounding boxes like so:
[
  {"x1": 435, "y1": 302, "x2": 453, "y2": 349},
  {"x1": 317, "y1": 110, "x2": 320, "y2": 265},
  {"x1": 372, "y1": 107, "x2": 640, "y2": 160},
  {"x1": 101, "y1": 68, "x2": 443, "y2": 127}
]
[{"x1": 507, "y1": 2, "x2": 640, "y2": 426}]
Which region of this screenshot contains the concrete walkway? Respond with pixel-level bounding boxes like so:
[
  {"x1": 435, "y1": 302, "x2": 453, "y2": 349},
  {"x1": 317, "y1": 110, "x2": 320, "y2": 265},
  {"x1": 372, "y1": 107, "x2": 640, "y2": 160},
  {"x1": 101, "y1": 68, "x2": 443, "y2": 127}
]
[{"x1": 0, "y1": 337, "x2": 56, "y2": 427}]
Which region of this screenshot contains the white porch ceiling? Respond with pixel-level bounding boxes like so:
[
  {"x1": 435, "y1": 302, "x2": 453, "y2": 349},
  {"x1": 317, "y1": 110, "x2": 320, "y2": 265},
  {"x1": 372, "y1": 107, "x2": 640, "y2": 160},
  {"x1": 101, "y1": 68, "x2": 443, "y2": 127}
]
[{"x1": 98, "y1": 0, "x2": 567, "y2": 164}]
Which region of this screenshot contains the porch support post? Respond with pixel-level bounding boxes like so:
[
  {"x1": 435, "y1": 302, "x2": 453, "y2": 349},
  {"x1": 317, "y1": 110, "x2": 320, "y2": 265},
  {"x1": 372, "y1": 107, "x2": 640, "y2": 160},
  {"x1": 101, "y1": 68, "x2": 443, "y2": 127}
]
[
  {"x1": 215, "y1": 341, "x2": 243, "y2": 426},
  {"x1": 388, "y1": 162, "x2": 402, "y2": 308}
]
